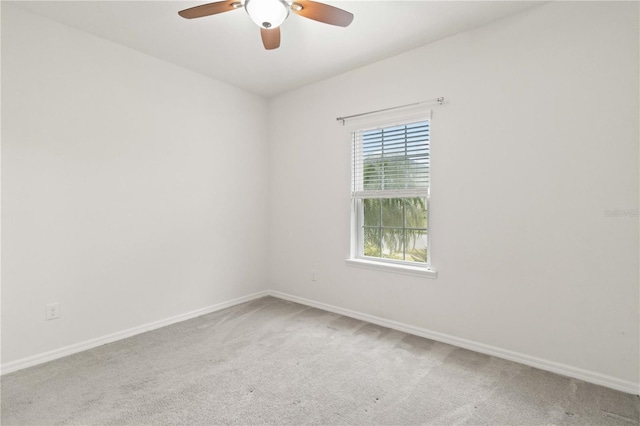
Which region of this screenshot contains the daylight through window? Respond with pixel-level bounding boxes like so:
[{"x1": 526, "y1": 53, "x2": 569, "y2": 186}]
[{"x1": 351, "y1": 118, "x2": 430, "y2": 266}]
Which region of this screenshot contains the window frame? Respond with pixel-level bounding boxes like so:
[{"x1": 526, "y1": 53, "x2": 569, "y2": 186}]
[{"x1": 345, "y1": 109, "x2": 437, "y2": 278}]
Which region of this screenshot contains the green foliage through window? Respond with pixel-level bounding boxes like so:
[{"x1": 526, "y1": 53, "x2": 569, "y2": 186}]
[
  {"x1": 353, "y1": 119, "x2": 430, "y2": 265},
  {"x1": 363, "y1": 197, "x2": 427, "y2": 263}
]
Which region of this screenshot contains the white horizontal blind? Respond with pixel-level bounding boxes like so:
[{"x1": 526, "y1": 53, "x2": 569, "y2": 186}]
[{"x1": 352, "y1": 119, "x2": 430, "y2": 199}]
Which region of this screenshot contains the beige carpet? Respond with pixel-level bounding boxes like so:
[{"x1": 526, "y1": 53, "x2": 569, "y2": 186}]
[{"x1": 1, "y1": 296, "x2": 639, "y2": 425}]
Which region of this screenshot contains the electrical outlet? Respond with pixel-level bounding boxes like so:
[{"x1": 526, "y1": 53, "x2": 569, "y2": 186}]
[
  {"x1": 311, "y1": 269, "x2": 317, "y2": 281},
  {"x1": 45, "y1": 303, "x2": 60, "y2": 320}
]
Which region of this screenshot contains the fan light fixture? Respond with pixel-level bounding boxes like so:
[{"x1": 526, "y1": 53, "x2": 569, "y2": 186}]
[
  {"x1": 178, "y1": 0, "x2": 353, "y2": 50},
  {"x1": 245, "y1": 0, "x2": 289, "y2": 29}
]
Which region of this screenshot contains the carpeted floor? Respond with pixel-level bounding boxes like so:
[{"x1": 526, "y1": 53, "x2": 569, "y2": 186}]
[{"x1": 1, "y1": 296, "x2": 639, "y2": 425}]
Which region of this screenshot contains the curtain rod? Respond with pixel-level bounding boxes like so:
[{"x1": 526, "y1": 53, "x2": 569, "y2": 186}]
[{"x1": 336, "y1": 97, "x2": 445, "y2": 125}]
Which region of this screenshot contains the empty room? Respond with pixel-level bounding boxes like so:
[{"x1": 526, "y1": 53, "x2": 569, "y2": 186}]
[{"x1": 1, "y1": 0, "x2": 639, "y2": 424}]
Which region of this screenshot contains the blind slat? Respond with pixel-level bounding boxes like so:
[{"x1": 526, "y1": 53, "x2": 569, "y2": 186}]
[
  {"x1": 352, "y1": 189, "x2": 428, "y2": 199},
  {"x1": 352, "y1": 119, "x2": 430, "y2": 197}
]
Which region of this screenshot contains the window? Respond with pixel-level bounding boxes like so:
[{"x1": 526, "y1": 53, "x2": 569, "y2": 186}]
[{"x1": 348, "y1": 113, "x2": 435, "y2": 277}]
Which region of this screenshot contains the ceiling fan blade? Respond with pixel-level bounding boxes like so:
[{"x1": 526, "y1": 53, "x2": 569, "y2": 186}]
[
  {"x1": 261, "y1": 27, "x2": 281, "y2": 50},
  {"x1": 291, "y1": 0, "x2": 353, "y2": 27},
  {"x1": 178, "y1": 1, "x2": 239, "y2": 19}
]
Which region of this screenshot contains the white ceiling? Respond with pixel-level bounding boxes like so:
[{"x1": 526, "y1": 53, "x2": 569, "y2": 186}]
[{"x1": 10, "y1": 1, "x2": 543, "y2": 97}]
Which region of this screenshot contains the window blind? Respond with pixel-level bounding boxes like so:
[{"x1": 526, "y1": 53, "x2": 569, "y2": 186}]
[{"x1": 352, "y1": 120, "x2": 430, "y2": 199}]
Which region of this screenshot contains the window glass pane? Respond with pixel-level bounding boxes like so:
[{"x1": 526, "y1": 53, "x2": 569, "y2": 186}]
[
  {"x1": 360, "y1": 197, "x2": 427, "y2": 264},
  {"x1": 363, "y1": 199, "x2": 381, "y2": 227},
  {"x1": 381, "y1": 228, "x2": 404, "y2": 260},
  {"x1": 404, "y1": 197, "x2": 427, "y2": 229},
  {"x1": 363, "y1": 227, "x2": 381, "y2": 257},
  {"x1": 381, "y1": 198, "x2": 404, "y2": 227},
  {"x1": 405, "y1": 230, "x2": 427, "y2": 263}
]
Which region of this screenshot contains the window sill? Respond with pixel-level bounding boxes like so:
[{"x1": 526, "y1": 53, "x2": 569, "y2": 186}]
[{"x1": 345, "y1": 258, "x2": 437, "y2": 279}]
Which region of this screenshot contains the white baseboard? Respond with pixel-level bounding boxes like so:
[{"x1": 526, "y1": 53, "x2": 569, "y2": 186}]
[
  {"x1": 267, "y1": 290, "x2": 640, "y2": 395},
  {"x1": 0, "y1": 290, "x2": 270, "y2": 376},
  {"x1": 3, "y1": 288, "x2": 638, "y2": 395}
]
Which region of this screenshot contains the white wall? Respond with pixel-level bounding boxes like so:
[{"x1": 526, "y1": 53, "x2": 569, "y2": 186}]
[
  {"x1": 1, "y1": 4, "x2": 269, "y2": 364},
  {"x1": 2, "y1": 0, "x2": 638, "y2": 393},
  {"x1": 268, "y1": 1, "x2": 639, "y2": 388}
]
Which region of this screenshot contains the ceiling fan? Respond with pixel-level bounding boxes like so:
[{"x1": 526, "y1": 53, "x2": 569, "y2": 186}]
[{"x1": 178, "y1": 0, "x2": 354, "y2": 50}]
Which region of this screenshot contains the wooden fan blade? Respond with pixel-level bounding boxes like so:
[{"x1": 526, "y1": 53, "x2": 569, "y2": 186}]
[
  {"x1": 291, "y1": 0, "x2": 353, "y2": 27},
  {"x1": 261, "y1": 27, "x2": 281, "y2": 50},
  {"x1": 178, "y1": 1, "x2": 239, "y2": 19}
]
